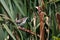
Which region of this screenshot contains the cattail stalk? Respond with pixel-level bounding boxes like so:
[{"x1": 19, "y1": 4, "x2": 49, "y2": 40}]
[
  {"x1": 37, "y1": 6, "x2": 45, "y2": 40},
  {"x1": 39, "y1": 11, "x2": 45, "y2": 40},
  {"x1": 56, "y1": 13, "x2": 60, "y2": 30}
]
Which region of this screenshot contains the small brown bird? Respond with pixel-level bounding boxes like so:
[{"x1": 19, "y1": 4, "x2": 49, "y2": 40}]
[{"x1": 16, "y1": 17, "x2": 28, "y2": 26}]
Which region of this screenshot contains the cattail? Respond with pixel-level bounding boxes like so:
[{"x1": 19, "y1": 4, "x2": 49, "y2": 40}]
[{"x1": 36, "y1": 6, "x2": 45, "y2": 40}]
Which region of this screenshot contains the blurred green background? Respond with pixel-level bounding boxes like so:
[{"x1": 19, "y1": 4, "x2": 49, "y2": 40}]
[{"x1": 0, "y1": 0, "x2": 60, "y2": 40}]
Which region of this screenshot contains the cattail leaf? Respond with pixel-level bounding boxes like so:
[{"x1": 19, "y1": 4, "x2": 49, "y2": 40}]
[
  {"x1": 3, "y1": 24, "x2": 16, "y2": 40},
  {"x1": 13, "y1": 0, "x2": 25, "y2": 16},
  {"x1": 0, "y1": 0, "x2": 14, "y2": 21}
]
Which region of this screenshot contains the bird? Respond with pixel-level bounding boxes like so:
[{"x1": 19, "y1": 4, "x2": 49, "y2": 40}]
[{"x1": 15, "y1": 17, "x2": 28, "y2": 26}]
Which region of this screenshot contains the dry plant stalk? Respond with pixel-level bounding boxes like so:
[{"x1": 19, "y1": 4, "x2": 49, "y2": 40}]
[
  {"x1": 39, "y1": 0, "x2": 45, "y2": 40},
  {"x1": 17, "y1": 26, "x2": 40, "y2": 38},
  {"x1": 39, "y1": 11, "x2": 45, "y2": 40},
  {"x1": 56, "y1": 12, "x2": 60, "y2": 30},
  {"x1": 39, "y1": 12, "x2": 45, "y2": 40},
  {"x1": 13, "y1": 31, "x2": 20, "y2": 40},
  {"x1": 37, "y1": 6, "x2": 45, "y2": 40}
]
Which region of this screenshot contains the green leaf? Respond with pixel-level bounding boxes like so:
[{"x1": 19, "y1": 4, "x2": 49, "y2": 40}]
[
  {"x1": 0, "y1": 0, "x2": 14, "y2": 21},
  {"x1": 0, "y1": 16, "x2": 3, "y2": 21},
  {"x1": 8, "y1": 0, "x2": 15, "y2": 20},
  {"x1": 3, "y1": 24, "x2": 16, "y2": 40},
  {"x1": 13, "y1": 0, "x2": 25, "y2": 16},
  {"x1": 0, "y1": 28, "x2": 5, "y2": 40},
  {"x1": 36, "y1": 23, "x2": 40, "y2": 29},
  {"x1": 52, "y1": 36, "x2": 60, "y2": 40}
]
